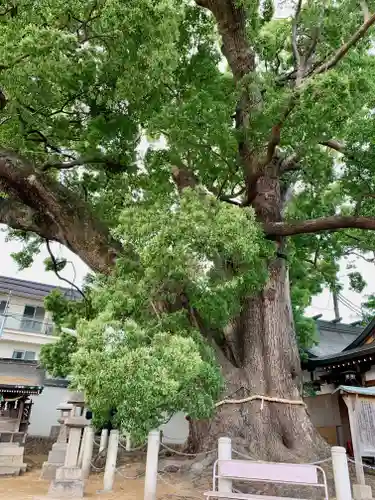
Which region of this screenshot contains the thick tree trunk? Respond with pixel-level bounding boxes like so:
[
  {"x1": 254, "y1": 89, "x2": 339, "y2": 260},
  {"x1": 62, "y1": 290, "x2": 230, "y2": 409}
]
[{"x1": 188, "y1": 259, "x2": 328, "y2": 462}]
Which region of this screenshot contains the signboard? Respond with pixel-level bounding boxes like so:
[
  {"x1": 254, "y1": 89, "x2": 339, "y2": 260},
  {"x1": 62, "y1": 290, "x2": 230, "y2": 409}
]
[{"x1": 357, "y1": 398, "x2": 375, "y2": 456}]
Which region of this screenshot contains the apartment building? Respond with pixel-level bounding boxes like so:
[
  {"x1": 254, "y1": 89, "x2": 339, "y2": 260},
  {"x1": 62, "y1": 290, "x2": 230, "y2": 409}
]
[{"x1": 0, "y1": 276, "x2": 80, "y2": 436}]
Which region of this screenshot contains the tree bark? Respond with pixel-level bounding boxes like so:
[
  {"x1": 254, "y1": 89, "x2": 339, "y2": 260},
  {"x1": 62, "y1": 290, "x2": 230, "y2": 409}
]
[
  {"x1": 187, "y1": 259, "x2": 328, "y2": 462},
  {"x1": 0, "y1": 150, "x2": 124, "y2": 274}
]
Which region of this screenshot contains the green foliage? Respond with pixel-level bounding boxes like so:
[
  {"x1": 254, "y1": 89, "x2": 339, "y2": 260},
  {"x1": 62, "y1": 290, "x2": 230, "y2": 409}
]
[
  {"x1": 44, "y1": 257, "x2": 67, "y2": 273},
  {"x1": 348, "y1": 271, "x2": 367, "y2": 294},
  {"x1": 40, "y1": 333, "x2": 78, "y2": 379},
  {"x1": 70, "y1": 316, "x2": 222, "y2": 440},
  {"x1": 303, "y1": 382, "x2": 317, "y2": 398},
  {"x1": 8, "y1": 234, "x2": 43, "y2": 270},
  {"x1": 361, "y1": 294, "x2": 375, "y2": 323},
  {"x1": 44, "y1": 289, "x2": 87, "y2": 330},
  {"x1": 113, "y1": 189, "x2": 273, "y2": 328},
  {"x1": 3, "y1": 0, "x2": 375, "y2": 438}
]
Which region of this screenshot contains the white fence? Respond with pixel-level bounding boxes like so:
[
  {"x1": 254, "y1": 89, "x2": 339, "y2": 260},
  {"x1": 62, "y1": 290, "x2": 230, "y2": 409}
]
[{"x1": 79, "y1": 429, "x2": 370, "y2": 500}]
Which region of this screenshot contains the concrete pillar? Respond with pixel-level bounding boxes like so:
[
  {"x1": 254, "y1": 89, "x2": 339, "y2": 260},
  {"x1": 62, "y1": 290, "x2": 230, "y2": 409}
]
[
  {"x1": 218, "y1": 437, "x2": 232, "y2": 494},
  {"x1": 332, "y1": 446, "x2": 352, "y2": 500},
  {"x1": 82, "y1": 427, "x2": 94, "y2": 479},
  {"x1": 99, "y1": 429, "x2": 109, "y2": 453},
  {"x1": 126, "y1": 433, "x2": 131, "y2": 452},
  {"x1": 65, "y1": 427, "x2": 82, "y2": 467},
  {"x1": 103, "y1": 430, "x2": 119, "y2": 492},
  {"x1": 144, "y1": 430, "x2": 160, "y2": 500},
  {"x1": 353, "y1": 484, "x2": 373, "y2": 500},
  {"x1": 77, "y1": 427, "x2": 87, "y2": 467}
]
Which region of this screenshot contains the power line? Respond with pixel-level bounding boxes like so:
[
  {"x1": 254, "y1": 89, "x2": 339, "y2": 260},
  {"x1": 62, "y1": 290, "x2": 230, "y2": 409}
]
[
  {"x1": 338, "y1": 293, "x2": 362, "y2": 314},
  {"x1": 337, "y1": 293, "x2": 362, "y2": 316}
]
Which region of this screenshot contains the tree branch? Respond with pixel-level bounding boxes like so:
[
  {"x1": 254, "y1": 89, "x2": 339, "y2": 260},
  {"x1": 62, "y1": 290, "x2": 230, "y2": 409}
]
[
  {"x1": 265, "y1": 215, "x2": 375, "y2": 237},
  {"x1": 194, "y1": 0, "x2": 254, "y2": 80},
  {"x1": 312, "y1": 12, "x2": 375, "y2": 75},
  {"x1": 319, "y1": 139, "x2": 345, "y2": 154},
  {"x1": 26, "y1": 130, "x2": 75, "y2": 158},
  {"x1": 171, "y1": 165, "x2": 198, "y2": 192},
  {"x1": 0, "y1": 197, "x2": 58, "y2": 240},
  {"x1": 279, "y1": 153, "x2": 300, "y2": 173},
  {"x1": 0, "y1": 150, "x2": 123, "y2": 273},
  {"x1": 264, "y1": 103, "x2": 295, "y2": 165},
  {"x1": 360, "y1": 0, "x2": 370, "y2": 22},
  {"x1": 45, "y1": 239, "x2": 86, "y2": 300},
  {"x1": 42, "y1": 156, "x2": 124, "y2": 171},
  {"x1": 320, "y1": 139, "x2": 358, "y2": 161}
]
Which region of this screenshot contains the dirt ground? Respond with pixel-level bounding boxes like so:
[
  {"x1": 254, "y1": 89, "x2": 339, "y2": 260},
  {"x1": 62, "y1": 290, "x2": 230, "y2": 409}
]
[
  {"x1": 0, "y1": 454, "x2": 204, "y2": 500},
  {"x1": 2, "y1": 452, "x2": 375, "y2": 500}
]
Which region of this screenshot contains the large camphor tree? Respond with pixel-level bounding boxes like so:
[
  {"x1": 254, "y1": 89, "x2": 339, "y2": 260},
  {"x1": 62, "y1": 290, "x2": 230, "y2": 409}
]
[{"x1": 2, "y1": 0, "x2": 375, "y2": 461}]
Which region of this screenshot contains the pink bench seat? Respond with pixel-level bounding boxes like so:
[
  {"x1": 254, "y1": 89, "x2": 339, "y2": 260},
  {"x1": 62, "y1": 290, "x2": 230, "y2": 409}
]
[{"x1": 204, "y1": 459, "x2": 329, "y2": 500}]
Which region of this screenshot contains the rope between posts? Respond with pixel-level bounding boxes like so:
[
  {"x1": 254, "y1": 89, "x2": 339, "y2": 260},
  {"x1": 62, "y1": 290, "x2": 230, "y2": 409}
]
[
  {"x1": 348, "y1": 458, "x2": 375, "y2": 470},
  {"x1": 115, "y1": 466, "x2": 144, "y2": 479},
  {"x1": 232, "y1": 449, "x2": 256, "y2": 460},
  {"x1": 216, "y1": 394, "x2": 306, "y2": 409},
  {"x1": 118, "y1": 440, "x2": 146, "y2": 452},
  {"x1": 160, "y1": 441, "x2": 217, "y2": 457},
  {"x1": 90, "y1": 461, "x2": 105, "y2": 471},
  {"x1": 308, "y1": 457, "x2": 332, "y2": 465}
]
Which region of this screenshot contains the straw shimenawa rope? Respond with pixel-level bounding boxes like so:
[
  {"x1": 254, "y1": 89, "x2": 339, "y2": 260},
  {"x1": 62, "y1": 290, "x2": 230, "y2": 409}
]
[{"x1": 215, "y1": 395, "x2": 306, "y2": 409}]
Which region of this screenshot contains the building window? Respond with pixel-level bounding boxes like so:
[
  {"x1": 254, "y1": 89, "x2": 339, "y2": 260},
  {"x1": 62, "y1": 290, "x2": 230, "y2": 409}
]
[
  {"x1": 0, "y1": 300, "x2": 7, "y2": 315},
  {"x1": 24, "y1": 350, "x2": 36, "y2": 360},
  {"x1": 12, "y1": 350, "x2": 24, "y2": 360},
  {"x1": 21, "y1": 305, "x2": 45, "y2": 333},
  {"x1": 12, "y1": 350, "x2": 36, "y2": 361}
]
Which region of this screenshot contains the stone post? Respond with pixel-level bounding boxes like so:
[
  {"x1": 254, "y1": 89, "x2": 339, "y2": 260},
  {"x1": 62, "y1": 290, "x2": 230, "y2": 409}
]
[
  {"x1": 103, "y1": 430, "x2": 119, "y2": 492},
  {"x1": 77, "y1": 427, "x2": 88, "y2": 468},
  {"x1": 48, "y1": 392, "x2": 89, "y2": 499},
  {"x1": 144, "y1": 430, "x2": 160, "y2": 500},
  {"x1": 41, "y1": 402, "x2": 72, "y2": 480},
  {"x1": 218, "y1": 437, "x2": 232, "y2": 494},
  {"x1": 99, "y1": 429, "x2": 108, "y2": 453},
  {"x1": 82, "y1": 427, "x2": 94, "y2": 479},
  {"x1": 332, "y1": 446, "x2": 352, "y2": 500}
]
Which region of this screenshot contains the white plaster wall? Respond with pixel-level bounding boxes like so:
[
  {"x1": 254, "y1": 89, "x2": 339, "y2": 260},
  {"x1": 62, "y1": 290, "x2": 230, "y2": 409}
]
[
  {"x1": 0, "y1": 292, "x2": 58, "y2": 355},
  {"x1": 160, "y1": 412, "x2": 189, "y2": 444},
  {"x1": 28, "y1": 386, "x2": 70, "y2": 437},
  {"x1": 0, "y1": 340, "x2": 42, "y2": 359},
  {"x1": 0, "y1": 331, "x2": 59, "y2": 354},
  {"x1": 365, "y1": 366, "x2": 375, "y2": 382}
]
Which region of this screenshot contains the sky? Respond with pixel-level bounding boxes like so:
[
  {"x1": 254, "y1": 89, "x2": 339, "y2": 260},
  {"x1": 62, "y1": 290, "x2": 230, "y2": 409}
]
[{"x1": 0, "y1": 227, "x2": 373, "y2": 324}]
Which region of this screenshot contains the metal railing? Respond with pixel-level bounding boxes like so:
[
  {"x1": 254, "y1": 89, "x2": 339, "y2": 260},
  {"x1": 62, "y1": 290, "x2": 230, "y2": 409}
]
[{"x1": 0, "y1": 313, "x2": 54, "y2": 335}]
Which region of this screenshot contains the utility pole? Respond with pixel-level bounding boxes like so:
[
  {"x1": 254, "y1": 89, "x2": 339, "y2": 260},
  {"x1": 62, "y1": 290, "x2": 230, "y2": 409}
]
[
  {"x1": 332, "y1": 290, "x2": 341, "y2": 323},
  {"x1": 0, "y1": 290, "x2": 11, "y2": 338}
]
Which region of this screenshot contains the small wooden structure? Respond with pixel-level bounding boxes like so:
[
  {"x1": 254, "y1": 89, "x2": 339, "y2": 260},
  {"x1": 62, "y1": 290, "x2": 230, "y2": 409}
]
[
  {"x1": 0, "y1": 359, "x2": 43, "y2": 475},
  {"x1": 336, "y1": 385, "x2": 375, "y2": 495},
  {"x1": 0, "y1": 375, "x2": 42, "y2": 443}
]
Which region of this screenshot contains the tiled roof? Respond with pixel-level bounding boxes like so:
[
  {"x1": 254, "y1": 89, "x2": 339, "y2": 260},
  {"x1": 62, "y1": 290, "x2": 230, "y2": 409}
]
[
  {"x1": 0, "y1": 375, "x2": 37, "y2": 386},
  {"x1": 0, "y1": 358, "x2": 43, "y2": 393},
  {"x1": 309, "y1": 320, "x2": 363, "y2": 357},
  {"x1": 335, "y1": 385, "x2": 375, "y2": 396},
  {"x1": 0, "y1": 275, "x2": 81, "y2": 301}
]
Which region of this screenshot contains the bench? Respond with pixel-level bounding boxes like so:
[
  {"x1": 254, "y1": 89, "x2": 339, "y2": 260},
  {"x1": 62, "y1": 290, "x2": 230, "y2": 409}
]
[{"x1": 204, "y1": 459, "x2": 328, "y2": 500}]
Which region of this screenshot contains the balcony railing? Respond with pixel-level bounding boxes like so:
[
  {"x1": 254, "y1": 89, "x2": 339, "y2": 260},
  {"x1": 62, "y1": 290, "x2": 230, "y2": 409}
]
[{"x1": 0, "y1": 314, "x2": 54, "y2": 335}]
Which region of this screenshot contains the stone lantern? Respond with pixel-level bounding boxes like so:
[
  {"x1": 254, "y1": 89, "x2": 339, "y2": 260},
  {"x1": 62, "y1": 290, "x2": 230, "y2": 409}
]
[{"x1": 47, "y1": 392, "x2": 89, "y2": 498}]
